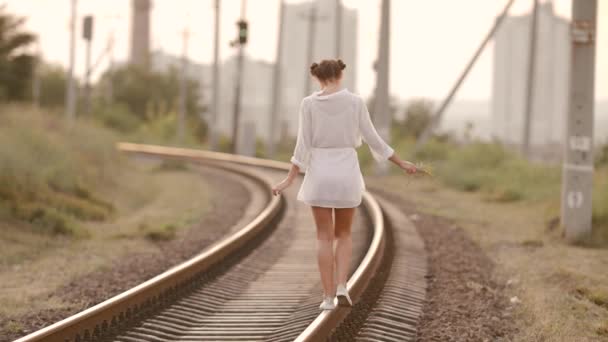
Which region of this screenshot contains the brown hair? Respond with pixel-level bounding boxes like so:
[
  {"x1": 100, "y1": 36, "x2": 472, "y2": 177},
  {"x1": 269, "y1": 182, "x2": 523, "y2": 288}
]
[{"x1": 310, "y1": 59, "x2": 346, "y2": 82}]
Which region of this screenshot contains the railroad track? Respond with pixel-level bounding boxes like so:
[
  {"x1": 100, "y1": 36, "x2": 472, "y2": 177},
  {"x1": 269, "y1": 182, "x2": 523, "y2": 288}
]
[{"x1": 14, "y1": 143, "x2": 427, "y2": 342}]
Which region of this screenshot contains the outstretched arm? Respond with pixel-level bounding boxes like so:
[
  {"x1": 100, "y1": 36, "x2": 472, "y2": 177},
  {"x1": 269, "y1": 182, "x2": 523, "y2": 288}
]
[
  {"x1": 272, "y1": 99, "x2": 310, "y2": 196},
  {"x1": 358, "y1": 98, "x2": 394, "y2": 161},
  {"x1": 358, "y1": 98, "x2": 417, "y2": 174}
]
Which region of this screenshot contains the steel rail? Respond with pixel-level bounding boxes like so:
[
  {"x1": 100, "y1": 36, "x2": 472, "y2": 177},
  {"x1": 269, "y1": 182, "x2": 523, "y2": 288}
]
[
  {"x1": 14, "y1": 149, "x2": 282, "y2": 342},
  {"x1": 116, "y1": 143, "x2": 388, "y2": 341},
  {"x1": 15, "y1": 142, "x2": 388, "y2": 342},
  {"x1": 294, "y1": 191, "x2": 385, "y2": 341}
]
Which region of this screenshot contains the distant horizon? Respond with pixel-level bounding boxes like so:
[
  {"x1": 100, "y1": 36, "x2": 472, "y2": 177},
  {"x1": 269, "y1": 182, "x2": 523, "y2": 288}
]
[{"x1": 149, "y1": 46, "x2": 608, "y2": 104}]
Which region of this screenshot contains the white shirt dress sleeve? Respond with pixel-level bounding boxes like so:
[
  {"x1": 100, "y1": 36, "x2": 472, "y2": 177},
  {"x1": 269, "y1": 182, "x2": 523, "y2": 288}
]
[
  {"x1": 290, "y1": 99, "x2": 311, "y2": 171},
  {"x1": 357, "y1": 97, "x2": 395, "y2": 161}
]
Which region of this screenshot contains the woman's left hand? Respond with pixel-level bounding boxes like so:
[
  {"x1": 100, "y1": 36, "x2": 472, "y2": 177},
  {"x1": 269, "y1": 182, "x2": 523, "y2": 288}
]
[
  {"x1": 272, "y1": 178, "x2": 292, "y2": 196},
  {"x1": 399, "y1": 160, "x2": 418, "y2": 174}
]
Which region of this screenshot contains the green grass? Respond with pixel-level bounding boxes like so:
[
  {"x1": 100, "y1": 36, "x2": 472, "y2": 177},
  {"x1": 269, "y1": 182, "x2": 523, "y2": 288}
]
[
  {"x1": 129, "y1": 113, "x2": 206, "y2": 149},
  {"x1": 0, "y1": 105, "x2": 122, "y2": 236},
  {"x1": 597, "y1": 323, "x2": 608, "y2": 337},
  {"x1": 156, "y1": 159, "x2": 189, "y2": 171},
  {"x1": 3, "y1": 321, "x2": 23, "y2": 335},
  {"x1": 432, "y1": 142, "x2": 561, "y2": 202},
  {"x1": 576, "y1": 287, "x2": 608, "y2": 309},
  {"x1": 140, "y1": 222, "x2": 178, "y2": 241},
  {"x1": 592, "y1": 169, "x2": 608, "y2": 241},
  {"x1": 355, "y1": 135, "x2": 608, "y2": 243}
]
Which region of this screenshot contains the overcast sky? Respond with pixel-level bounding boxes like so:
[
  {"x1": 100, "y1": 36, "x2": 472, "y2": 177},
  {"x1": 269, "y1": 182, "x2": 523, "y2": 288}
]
[{"x1": 3, "y1": 0, "x2": 607, "y2": 101}]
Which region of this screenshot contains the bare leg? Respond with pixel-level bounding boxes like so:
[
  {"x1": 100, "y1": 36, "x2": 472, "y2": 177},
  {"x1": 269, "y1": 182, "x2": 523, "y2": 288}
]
[
  {"x1": 334, "y1": 207, "x2": 355, "y2": 287},
  {"x1": 311, "y1": 206, "x2": 335, "y2": 297}
]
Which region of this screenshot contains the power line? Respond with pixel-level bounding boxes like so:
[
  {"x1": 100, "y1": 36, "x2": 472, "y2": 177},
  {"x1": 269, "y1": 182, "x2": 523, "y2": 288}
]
[
  {"x1": 177, "y1": 27, "x2": 190, "y2": 143},
  {"x1": 231, "y1": 0, "x2": 247, "y2": 154},
  {"x1": 301, "y1": 1, "x2": 328, "y2": 98},
  {"x1": 65, "y1": 0, "x2": 77, "y2": 124},
  {"x1": 209, "y1": 0, "x2": 221, "y2": 151},
  {"x1": 268, "y1": 0, "x2": 286, "y2": 158},
  {"x1": 373, "y1": 0, "x2": 390, "y2": 175},
  {"x1": 335, "y1": 0, "x2": 342, "y2": 58}
]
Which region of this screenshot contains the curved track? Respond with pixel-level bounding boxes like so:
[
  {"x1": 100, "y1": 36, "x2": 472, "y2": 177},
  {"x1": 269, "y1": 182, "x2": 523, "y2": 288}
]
[{"x1": 14, "y1": 143, "x2": 428, "y2": 342}]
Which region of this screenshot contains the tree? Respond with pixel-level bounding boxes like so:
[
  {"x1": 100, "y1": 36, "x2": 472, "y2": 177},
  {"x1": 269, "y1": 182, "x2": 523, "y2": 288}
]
[
  {"x1": 0, "y1": 6, "x2": 36, "y2": 102},
  {"x1": 366, "y1": 94, "x2": 399, "y2": 122},
  {"x1": 396, "y1": 98, "x2": 434, "y2": 140},
  {"x1": 38, "y1": 63, "x2": 67, "y2": 108},
  {"x1": 98, "y1": 65, "x2": 203, "y2": 121}
]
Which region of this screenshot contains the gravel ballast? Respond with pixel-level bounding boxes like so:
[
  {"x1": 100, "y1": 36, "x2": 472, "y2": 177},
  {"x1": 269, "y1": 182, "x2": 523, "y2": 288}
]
[{"x1": 373, "y1": 189, "x2": 517, "y2": 342}]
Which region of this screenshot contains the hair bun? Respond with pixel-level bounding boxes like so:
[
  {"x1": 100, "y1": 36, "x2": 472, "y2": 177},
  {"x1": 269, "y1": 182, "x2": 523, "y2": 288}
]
[{"x1": 309, "y1": 59, "x2": 345, "y2": 80}]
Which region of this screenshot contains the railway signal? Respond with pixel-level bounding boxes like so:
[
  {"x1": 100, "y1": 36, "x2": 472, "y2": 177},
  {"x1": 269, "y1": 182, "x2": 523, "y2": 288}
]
[
  {"x1": 231, "y1": 0, "x2": 247, "y2": 154},
  {"x1": 237, "y1": 20, "x2": 248, "y2": 44}
]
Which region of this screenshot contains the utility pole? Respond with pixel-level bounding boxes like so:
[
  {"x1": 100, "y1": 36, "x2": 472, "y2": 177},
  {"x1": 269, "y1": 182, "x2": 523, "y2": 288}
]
[
  {"x1": 335, "y1": 0, "x2": 342, "y2": 58},
  {"x1": 561, "y1": 0, "x2": 597, "y2": 243},
  {"x1": 302, "y1": 2, "x2": 327, "y2": 97},
  {"x1": 101, "y1": 13, "x2": 120, "y2": 104},
  {"x1": 32, "y1": 41, "x2": 41, "y2": 108},
  {"x1": 106, "y1": 31, "x2": 115, "y2": 103},
  {"x1": 268, "y1": 0, "x2": 286, "y2": 158},
  {"x1": 522, "y1": 0, "x2": 539, "y2": 158},
  {"x1": 178, "y1": 27, "x2": 190, "y2": 143},
  {"x1": 373, "y1": 0, "x2": 390, "y2": 174},
  {"x1": 231, "y1": 0, "x2": 248, "y2": 154},
  {"x1": 209, "y1": 0, "x2": 221, "y2": 151},
  {"x1": 83, "y1": 15, "x2": 94, "y2": 115},
  {"x1": 414, "y1": 0, "x2": 516, "y2": 154},
  {"x1": 65, "y1": 0, "x2": 77, "y2": 124},
  {"x1": 130, "y1": 0, "x2": 151, "y2": 70}
]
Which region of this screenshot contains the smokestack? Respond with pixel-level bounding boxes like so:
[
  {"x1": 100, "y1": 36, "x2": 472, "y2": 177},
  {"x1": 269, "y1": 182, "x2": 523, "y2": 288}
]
[{"x1": 130, "y1": 0, "x2": 151, "y2": 70}]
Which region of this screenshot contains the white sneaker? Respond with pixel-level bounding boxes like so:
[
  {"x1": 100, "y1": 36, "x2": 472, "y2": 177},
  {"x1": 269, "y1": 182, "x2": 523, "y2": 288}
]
[
  {"x1": 336, "y1": 284, "x2": 353, "y2": 307},
  {"x1": 319, "y1": 296, "x2": 336, "y2": 310}
]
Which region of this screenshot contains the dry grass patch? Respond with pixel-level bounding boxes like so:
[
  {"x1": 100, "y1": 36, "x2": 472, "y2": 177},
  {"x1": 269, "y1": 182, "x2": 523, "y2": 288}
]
[{"x1": 0, "y1": 159, "x2": 210, "y2": 320}]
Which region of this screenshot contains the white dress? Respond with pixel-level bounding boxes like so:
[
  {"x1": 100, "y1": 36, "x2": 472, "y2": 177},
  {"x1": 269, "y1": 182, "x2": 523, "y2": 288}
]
[{"x1": 290, "y1": 88, "x2": 394, "y2": 208}]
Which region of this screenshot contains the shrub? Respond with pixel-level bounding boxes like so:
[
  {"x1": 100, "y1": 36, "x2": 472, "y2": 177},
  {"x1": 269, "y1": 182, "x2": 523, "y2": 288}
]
[
  {"x1": 414, "y1": 138, "x2": 451, "y2": 161},
  {"x1": 11, "y1": 203, "x2": 84, "y2": 236},
  {"x1": 0, "y1": 7, "x2": 36, "y2": 102},
  {"x1": 38, "y1": 63, "x2": 68, "y2": 108},
  {"x1": 394, "y1": 98, "x2": 434, "y2": 139},
  {"x1": 157, "y1": 159, "x2": 188, "y2": 171},
  {"x1": 218, "y1": 135, "x2": 233, "y2": 153},
  {"x1": 592, "y1": 169, "x2": 608, "y2": 242},
  {"x1": 431, "y1": 142, "x2": 561, "y2": 202},
  {"x1": 596, "y1": 143, "x2": 608, "y2": 167},
  {"x1": 141, "y1": 223, "x2": 177, "y2": 241},
  {"x1": 95, "y1": 103, "x2": 142, "y2": 133},
  {"x1": 0, "y1": 105, "x2": 121, "y2": 235}
]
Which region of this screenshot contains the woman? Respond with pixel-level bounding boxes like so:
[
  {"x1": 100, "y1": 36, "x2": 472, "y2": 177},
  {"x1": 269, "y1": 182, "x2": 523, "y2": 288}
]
[{"x1": 271, "y1": 59, "x2": 417, "y2": 310}]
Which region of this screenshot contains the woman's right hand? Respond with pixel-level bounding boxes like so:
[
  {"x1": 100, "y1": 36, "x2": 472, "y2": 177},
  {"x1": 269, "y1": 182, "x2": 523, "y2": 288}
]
[{"x1": 272, "y1": 178, "x2": 293, "y2": 196}]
